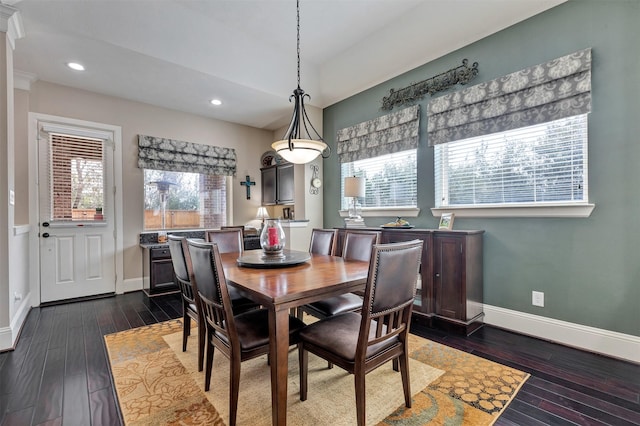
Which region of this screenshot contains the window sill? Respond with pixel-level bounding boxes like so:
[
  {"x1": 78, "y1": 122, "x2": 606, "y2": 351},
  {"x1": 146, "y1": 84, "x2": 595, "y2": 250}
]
[
  {"x1": 339, "y1": 207, "x2": 420, "y2": 218},
  {"x1": 431, "y1": 203, "x2": 595, "y2": 218}
]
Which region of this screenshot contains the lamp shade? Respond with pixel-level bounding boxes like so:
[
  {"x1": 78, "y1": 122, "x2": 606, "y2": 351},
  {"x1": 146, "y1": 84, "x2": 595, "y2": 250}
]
[
  {"x1": 256, "y1": 207, "x2": 269, "y2": 219},
  {"x1": 344, "y1": 176, "x2": 365, "y2": 198}
]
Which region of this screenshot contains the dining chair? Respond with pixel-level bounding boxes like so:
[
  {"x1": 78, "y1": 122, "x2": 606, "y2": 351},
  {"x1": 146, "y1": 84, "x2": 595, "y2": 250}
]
[
  {"x1": 168, "y1": 235, "x2": 205, "y2": 372},
  {"x1": 297, "y1": 239, "x2": 423, "y2": 426},
  {"x1": 308, "y1": 228, "x2": 337, "y2": 256},
  {"x1": 204, "y1": 229, "x2": 260, "y2": 312},
  {"x1": 342, "y1": 230, "x2": 382, "y2": 262},
  {"x1": 205, "y1": 228, "x2": 244, "y2": 254},
  {"x1": 221, "y1": 225, "x2": 245, "y2": 239},
  {"x1": 187, "y1": 239, "x2": 306, "y2": 426},
  {"x1": 300, "y1": 230, "x2": 381, "y2": 321}
]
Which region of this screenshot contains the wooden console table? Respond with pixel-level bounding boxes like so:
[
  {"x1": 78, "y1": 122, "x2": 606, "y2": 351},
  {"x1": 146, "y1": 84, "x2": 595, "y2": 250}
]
[{"x1": 336, "y1": 227, "x2": 484, "y2": 335}]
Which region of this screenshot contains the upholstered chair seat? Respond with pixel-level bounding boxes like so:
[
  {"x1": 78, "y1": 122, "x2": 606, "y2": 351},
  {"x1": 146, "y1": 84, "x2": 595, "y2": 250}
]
[
  {"x1": 302, "y1": 294, "x2": 363, "y2": 317},
  {"x1": 214, "y1": 309, "x2": 305, "y2": 351},
  {"x1": 301, "y1": 230, "x2": 381, "y2": 320},
  {"x1": 298, "y1": 312, "x2": 399, "y2": 361}
]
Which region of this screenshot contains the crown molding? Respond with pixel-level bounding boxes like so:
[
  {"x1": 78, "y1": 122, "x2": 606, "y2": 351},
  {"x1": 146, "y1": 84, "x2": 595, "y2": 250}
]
[
  {"x1": 0, "y1": 3, "x2": 24, "y2": 49},
  {"x1": 14, "y1": 70, "x2": 37, "y2": 90}
]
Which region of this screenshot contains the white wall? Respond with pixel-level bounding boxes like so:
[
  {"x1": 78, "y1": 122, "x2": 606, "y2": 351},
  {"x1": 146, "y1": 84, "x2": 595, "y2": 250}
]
[{"x1": 23, "y1": 81, "x2": 275, "y2": 282}]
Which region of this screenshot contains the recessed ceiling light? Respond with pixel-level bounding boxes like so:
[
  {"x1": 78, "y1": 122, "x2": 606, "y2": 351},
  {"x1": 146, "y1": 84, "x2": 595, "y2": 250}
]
[
  {"x1": 67, "y1": 62, "x2": 85, "y2": 71},
  {"x1": 210, "y1": 99, "x2": 222, "y2": 106}
]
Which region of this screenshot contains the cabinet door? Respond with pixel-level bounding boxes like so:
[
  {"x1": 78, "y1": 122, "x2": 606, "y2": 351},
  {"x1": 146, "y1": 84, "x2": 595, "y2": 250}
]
[
  {"x1": 151, "y1": 259, "x2": 176, "y2": 291},
  {"x1": 261, "y1": 167, "x2": 277, "y2": 205},
  {"x1": 433, "y1": 235, "x2": 464, "y2": 320},
  {"x1": 276, "y1": 163, "x2": 294, "y2": 204},
  {"x1": 381, "y1": 230, "x2": 432, "y2": 314}
]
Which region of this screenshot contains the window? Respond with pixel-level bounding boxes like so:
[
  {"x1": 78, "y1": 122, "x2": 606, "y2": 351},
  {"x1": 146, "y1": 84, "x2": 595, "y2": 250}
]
[
  {"x1": 137, "y1": 134, "x2": 236, "y2": 230},
  {"x1": 341, "y1": 149, "x2": 417, "y2": 210},
  {"x1": 427, "y1": 49, "x2": 592, "y2": 216},
  {"x1": 434, "y1": 115, "x2": 588, "y2": 208},
  {"x1": 143, "y1": 169, "x2": 227, "y2": 230}
]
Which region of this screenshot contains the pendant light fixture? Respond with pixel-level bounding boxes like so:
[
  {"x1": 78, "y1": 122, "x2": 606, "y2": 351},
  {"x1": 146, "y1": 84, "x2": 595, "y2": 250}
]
[{"x1": 272, "y1": 0, "x2": 330, "y2": 164}]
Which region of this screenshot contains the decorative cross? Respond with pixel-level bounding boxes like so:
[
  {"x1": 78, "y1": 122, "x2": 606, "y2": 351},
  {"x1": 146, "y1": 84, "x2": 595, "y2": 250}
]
[{"x1": 240, "y1": 175, "x2": 256, "y2": 200}]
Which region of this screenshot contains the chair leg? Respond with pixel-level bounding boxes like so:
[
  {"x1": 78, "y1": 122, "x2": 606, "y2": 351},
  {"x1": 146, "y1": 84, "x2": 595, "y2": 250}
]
[
  {"x1": 393, "y1": 357, "x2": 399, "y2": 372},
  {"x1": 399, "y1": 352, "x2": 412, "y2": 408},
  {"x1": 204, "y1": 339, "x2": 214, "y2": 392},
  {"x1": 229, "y1": 354, "x2": 242, "y2": 426},
  {"x1": 354, "y1": 371, "x2": 366, "y2": 426},
  {"x1": 197, "y1": 317, "x2": 205, "y2": 372},
  {"x1": 182, "y1": 310, "x2": 190, "y2": 352},
  {"x1": 298, "y1": 345, "x2": 308, "y2": 401}
]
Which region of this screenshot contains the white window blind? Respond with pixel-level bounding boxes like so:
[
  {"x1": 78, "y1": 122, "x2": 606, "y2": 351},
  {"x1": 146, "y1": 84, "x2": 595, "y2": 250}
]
[
  {"x1": 435, "y1": 115, "x2": 588, "y2": 208},
  {"x1": 49, "y1": 133, "x2": 105, "y2": 221},
  {"x1": 341, "y1": 149, "x2": 417, "y2": 210}
]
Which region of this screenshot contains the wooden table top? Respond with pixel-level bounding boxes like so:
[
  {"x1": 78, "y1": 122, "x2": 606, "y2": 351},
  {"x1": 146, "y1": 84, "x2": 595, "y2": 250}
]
[{"x1": 220, "y1": 252, "x2": 369, "y2": 308}]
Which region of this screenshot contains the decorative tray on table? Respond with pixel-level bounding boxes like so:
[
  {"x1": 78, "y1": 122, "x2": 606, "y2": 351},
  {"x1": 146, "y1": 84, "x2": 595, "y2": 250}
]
[
  {"x1": 237, "y1": 249, "x2": 311, "y2": 268},
  {"x1": 381, "y1": 217, "x2": 414, "y2": 229}
]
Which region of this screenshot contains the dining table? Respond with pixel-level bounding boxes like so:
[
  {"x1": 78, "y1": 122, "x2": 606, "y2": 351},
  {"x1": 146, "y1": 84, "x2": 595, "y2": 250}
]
[{"x1": 219, "y1": 250, "x2": 370, "y2": 426}]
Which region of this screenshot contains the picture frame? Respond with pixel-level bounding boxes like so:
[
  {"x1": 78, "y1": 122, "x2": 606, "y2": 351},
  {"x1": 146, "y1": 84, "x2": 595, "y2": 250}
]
[
  {"x1": 282, "y1": 207, "x2": 291, "y2": 220},
  {"x1": 438, "y1": 212, "x2": 455, "y2": 230}
]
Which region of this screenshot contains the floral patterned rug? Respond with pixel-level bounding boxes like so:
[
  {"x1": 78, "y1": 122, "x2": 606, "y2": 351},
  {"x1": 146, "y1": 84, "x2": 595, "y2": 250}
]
[{"x1": 105, "y1": 319, "x2": 528, "y2": 425}]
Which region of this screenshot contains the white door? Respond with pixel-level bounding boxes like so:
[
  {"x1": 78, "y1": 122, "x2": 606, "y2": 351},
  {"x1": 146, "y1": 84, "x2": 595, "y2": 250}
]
[{"x1": 38, "y1": 122, "x2": 116, "y2": 303}]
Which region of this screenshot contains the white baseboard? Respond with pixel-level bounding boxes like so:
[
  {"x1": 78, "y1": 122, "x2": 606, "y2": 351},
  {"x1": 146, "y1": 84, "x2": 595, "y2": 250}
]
[
  {"x1": 120, "y1": 277, "x2": 143, "y2": 294},
  {"x1": 483, "y1": 304, "x2": 640, "y2": 364},
  {"x1": 0, "y1": 292, "x2": 33, "y2": 351}
]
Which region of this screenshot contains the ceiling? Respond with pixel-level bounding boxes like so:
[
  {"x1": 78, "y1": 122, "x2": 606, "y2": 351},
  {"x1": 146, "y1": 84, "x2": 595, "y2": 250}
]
[{"x1": 8, "y1": 0, "x2": 566, "y2": 131}]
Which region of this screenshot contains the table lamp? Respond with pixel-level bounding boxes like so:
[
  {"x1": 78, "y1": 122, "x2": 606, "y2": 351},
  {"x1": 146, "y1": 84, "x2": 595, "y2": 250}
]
[
  {"x1": 256, "y1": 206, "x2": 269, "y2": 229},
  {"x1": 344, "y1": 176, "x2": 365, "y2": 219}
]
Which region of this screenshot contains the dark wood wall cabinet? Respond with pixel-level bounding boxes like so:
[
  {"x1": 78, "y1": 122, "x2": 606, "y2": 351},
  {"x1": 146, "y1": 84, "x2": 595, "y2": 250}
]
[
  {"x1": 142, "y1": 245, "x2": 179, "y2": 296},
  {"x1": 336, "y1": 228, "x2": 484, "y2": 335},
  {"x1": 261, "y1": 163, "x2": 294, "y2": 205}
]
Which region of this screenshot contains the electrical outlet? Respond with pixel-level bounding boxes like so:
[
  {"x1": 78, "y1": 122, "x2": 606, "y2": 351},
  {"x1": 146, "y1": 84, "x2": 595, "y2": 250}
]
[{"x1": 532, "y1": 291, "x2": 544, "y2": 307}]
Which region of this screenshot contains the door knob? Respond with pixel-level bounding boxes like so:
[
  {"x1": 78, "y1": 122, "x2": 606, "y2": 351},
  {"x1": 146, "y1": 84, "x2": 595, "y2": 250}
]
[{"x1": 42, "y1": 232, "x2": 50, "y2": 238}]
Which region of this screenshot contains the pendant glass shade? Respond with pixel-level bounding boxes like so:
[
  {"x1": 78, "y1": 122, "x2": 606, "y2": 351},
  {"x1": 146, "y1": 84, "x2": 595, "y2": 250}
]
[{"x1": 272, "y1": 139, "x2": 327, "y2": 164}]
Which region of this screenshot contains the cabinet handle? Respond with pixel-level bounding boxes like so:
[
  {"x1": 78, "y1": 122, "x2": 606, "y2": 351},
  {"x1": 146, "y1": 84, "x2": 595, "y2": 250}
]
[{"x1": 435, "y1": 273, "x2": 440, "y2": 277}]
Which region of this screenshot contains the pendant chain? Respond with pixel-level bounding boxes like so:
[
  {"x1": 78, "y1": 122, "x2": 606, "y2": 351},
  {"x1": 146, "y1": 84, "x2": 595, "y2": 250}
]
[{"x1": 296, "y1": 0, "x2": 301, "y2": 88}]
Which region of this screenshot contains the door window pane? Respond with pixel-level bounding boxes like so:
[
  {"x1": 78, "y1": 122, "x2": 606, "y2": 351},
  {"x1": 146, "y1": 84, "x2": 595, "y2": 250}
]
[{"x1": 49, "y1": 134, "x2": 104, "y2": 221}]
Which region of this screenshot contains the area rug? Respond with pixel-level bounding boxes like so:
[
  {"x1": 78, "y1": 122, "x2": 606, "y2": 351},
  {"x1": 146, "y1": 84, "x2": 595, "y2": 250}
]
[{"x1": 105, "y1": 319, "x2": 529, "y2": 425}]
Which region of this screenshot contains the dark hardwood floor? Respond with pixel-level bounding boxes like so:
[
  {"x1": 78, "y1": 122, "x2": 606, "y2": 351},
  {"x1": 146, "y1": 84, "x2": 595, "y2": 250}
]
[{"x1": 0, "y1": 291, "x2": 638, "y2": 425}]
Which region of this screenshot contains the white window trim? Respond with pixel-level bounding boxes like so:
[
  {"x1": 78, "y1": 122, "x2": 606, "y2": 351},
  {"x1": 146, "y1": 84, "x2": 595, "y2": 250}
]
[
  {"x1": 431, "y1": 203, "x2": 595, "y2": 218},
  {"x1": 339, "y1": 207, "x2": 420, "y2": 218}
]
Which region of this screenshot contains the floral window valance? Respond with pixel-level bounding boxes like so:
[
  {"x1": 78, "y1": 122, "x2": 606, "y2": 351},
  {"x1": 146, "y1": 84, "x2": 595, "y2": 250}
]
[
  {"x1": 427, "y1": 48, "x2": 592, "y2": 146},
  {"x1": 337, "y1": 105, "x2": 420, "y2": 163},
  {"x1": 137, "y1": 135, "x2": 237, "y2": 176}
]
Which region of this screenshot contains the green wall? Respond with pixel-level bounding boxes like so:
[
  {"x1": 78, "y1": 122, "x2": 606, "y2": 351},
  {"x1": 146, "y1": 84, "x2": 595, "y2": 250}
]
[{"x1": 322, "y1": 0, "x2": 640, "y2": 336}]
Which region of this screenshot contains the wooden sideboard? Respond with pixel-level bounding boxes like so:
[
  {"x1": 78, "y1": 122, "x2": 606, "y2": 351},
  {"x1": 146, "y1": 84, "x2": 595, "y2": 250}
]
[{"x1": 335, "y1": 227, "x2": 484, "y2": 335}]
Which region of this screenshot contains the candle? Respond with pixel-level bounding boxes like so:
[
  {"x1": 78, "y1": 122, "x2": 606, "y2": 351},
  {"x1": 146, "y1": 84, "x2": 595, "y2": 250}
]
[{"x1": 268, "y1": 227, "x2": 279, "y2": 246}]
